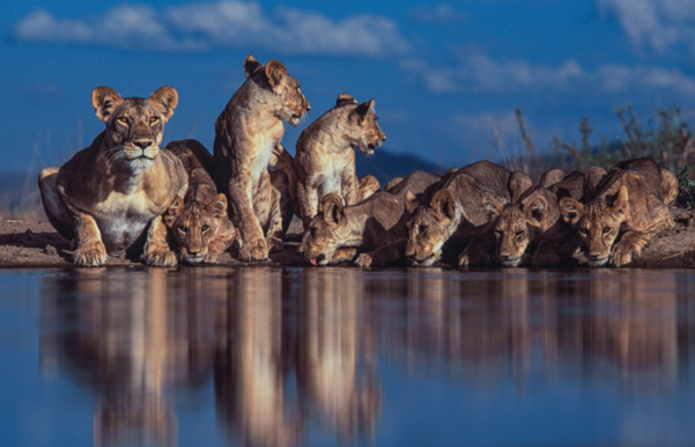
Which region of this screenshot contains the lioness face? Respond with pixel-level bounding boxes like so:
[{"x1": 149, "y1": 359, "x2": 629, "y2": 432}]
[
  {"x1": 405, "y1": 207, "x2": 453, "y2": 266},
  {"x1": 92, "y1": 86, "x2": 178, "y2": 172},
  {"x1": 493, "y1": 196, "x2": 548, "y2": 267},
  {"x1": 298, "y1": 194, "x2": 348, "y2": 265},
  {"x1": 560, "y1": 186, "x2": 628, "y2": 267},
  {"x1": 347, "y1": 99, "x2": 386, "y2": 157},
  {"x1": 165, "y1": 194, "x2": 228, "y2": 265}
]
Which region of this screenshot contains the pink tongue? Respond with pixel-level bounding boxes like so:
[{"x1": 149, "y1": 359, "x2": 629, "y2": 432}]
[{"x1": 310, "y1": 259, "x2": 318, "y2": 266}]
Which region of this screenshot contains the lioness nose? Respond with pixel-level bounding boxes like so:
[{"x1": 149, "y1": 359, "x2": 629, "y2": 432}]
[{"x1": 134, "y1": 139, "x2": 153, "y2": 149}]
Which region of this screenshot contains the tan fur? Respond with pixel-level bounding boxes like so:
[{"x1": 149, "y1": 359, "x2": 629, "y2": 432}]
[
  {"x1": 164, "y1": 140, "x2": 236, "y2": 264},
  {"x1": 298, "y1": 171, "x2": 440, "y2": 267},
  {"x1": 559, "y1": 158, "x2": 677, "y2": 267},
  {"x1": 491, "y1": 171, "x2": 585, "y2": 267},
  {"x1": 295, "y1": 93, "x2": 386, "y2": 227},
  {"x1": 404, "y1": 161, "x2": 515, "y2": 267},
  {"x1": 38, "y1": 86, "x2": 187, "y2": 267},
  {"x1": 213, "y1": 55, "x2": 310, "y2": 261}
]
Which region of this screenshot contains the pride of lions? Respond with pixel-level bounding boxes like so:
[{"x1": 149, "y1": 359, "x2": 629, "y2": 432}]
[{"x1": 38, "y1": 55, "x2": 681, "y2": 269}]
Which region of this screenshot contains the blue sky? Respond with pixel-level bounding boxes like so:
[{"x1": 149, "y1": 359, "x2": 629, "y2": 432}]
[{"x1": 3, "y1": 0, "x2": 695, "y2": 173}]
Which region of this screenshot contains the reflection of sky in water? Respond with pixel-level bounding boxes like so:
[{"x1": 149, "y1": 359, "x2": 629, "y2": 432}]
[{"x1": 1, "y1": 268, "x2": 695, "y2": 446}]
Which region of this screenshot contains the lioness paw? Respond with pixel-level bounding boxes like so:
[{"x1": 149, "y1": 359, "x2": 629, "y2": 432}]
[
  {"x1": 73, "y1": 241, "x2": 108, "y2": 267},
  {"x1": 355, "y1": 253, "x2": 373, "y2": 268},
  {"x1": 145, "y1": 249, "x2": 178, "y2": 267},
  {"x1": 203, "y1": 251, "x2": 223, "y2": 264},
  {"x1": 458, "y1": 252, "x2": 470, "y2": 268},
  {"x1": 239, "y1": 238, "x2": 268, "y2": 262},
  {"x1": 267, "y1": 236, "x2": 284, "y2": 253},
  {"x1": 610, "y1": 242, "x2": 639, "y2": 267}
]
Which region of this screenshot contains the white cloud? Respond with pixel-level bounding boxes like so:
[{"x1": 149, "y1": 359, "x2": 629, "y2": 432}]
[
  {"x1": 598, "y1": 0, "x2": 695, "y2": 54},
  {"x1": 406, "y1": 51, "x2": 695, "y2": 97},
  {"x1": 14, "y1": 1, "x2": 409, "y2": 56},
  {"x1": 408, "y1": 4, "x2": 469, "y2": 25}
]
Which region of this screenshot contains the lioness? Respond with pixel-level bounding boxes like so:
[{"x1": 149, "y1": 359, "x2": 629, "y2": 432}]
[
  {"x1": 298, "y1": 171, "x2": 441, "y2": 267},
  {"x1": 38, "y1": 86, "x2": 187, "y2": 267},
  {"x1": 294, "y1": 93, "x2": 386, "y2": 227},
  {"x1": 404, "y1": 161, "x2": 523, "y2": 267},
  {"x1": 490, "y1": 171, "x2": 585, "y2": 267},
  {"x1": 214, "y1": 54, "x2": 310, "y2": 261},
  {"x1": 559, "y1": 158, "x2": 678, "y2": 267},
  {"x1": 164, "y1": 140, "x2": 236, "y2": 265}
]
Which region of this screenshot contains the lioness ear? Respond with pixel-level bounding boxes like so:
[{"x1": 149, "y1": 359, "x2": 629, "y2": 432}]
[
  {"x1": 322, "y1": 193, "x2": 345, "y2": 225},
  {"x1": 91, "y1": 86, "x2": 124, "y2": 123},
  {"x1": 265, "y1": 60, "x2": 287, "y2": 91},
  {"x1": 149, "y1": 86, "x2": 178, "y2": 121},
  {"x1": 612, "y1": 185, "x2": 629, "y2": 215},
  {"x1": 508, "y1": 171, "x2": 533, "y2": 203},
  {"x1": 430, "y1": 189, "x2": 456, "y2": 221},
  {"x1": 559, "y1": 197, "x2": 583, "y2": 226},
  {"x1": 244, "y1": 54, "x2": 263, "y2": 78},
  {"x1": 164, "y1": 196, "x2": 185, "y2": 228},
  {"x1": 539, "y1": 168, "x2": 567, "y2": 189},
  {"x1": 207, "y1": 193, "x2": 228, "y2": 219},
  {"x1": 482, "y1": 196, "x2": 504, "y2": 222},
  {"x1": 336, "y1": 93, "x2": 358, "y2": 106},
  {"x1": 524, "y1": 196, "x2": 547, "y2": 226},
  {"x1": 405, "y1": 190, "x2": 419, "y2": 213},
  {"x1": 351, "y1": 99, "x2": 375, "y2": 124},
  {"x1": 584, "y1": 166, "x2": 607, "y2": 197}
]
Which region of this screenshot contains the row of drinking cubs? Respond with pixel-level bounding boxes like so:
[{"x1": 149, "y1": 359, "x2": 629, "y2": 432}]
[{"x1": 36, "y1": 55, "x2": 677, "y2": 268}]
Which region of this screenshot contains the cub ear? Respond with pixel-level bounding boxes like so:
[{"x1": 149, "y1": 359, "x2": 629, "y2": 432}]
[
  {"x1": 559, "y1": 197, "x2": 583, "y2": 226},
  {"x1": 149, "y1": 86, "x2": 179, "y2": 121},
  {"x1": 405, "y1": 190, "x2": 419, "y2": 213},
  {"x1": 523, "y1": 195, "x2": 547, "y2": 226},
  {"x1": 350, "y1": 98, "x2": 376, "y2": 124},
  {"x1": 430, "y1": 189, "x2": 456, "y2": 221},
  {"x1": 265, "y1": 60, "x2": 287, "y2": 91},
  {"x1": 164, "y1": 196, "x2": 185, "y2": 228},
  {"x1": 336, "y1": 93, "x2": 358, "y2": 106},
  {"x1": 91, "y1": 86, "x2": 124, "y2": 123},
  {"x1": 612, "y1": 185, "x2": 629, "y2": 215},
  {"x1": 508, "y1": 171, "x2": 533, "y2": 203},
  {"x1": 321, "y1": 193, "x2": 345, "y2": 226},
  {"x1": 539, "y1": 168, "x2": 567, "y2": 189},
  {"x1": 207, "y1": 193, "x2": 228, "y2": 219},
  {"x1": 584, "y1": 166, "x2": 607, "y2": 197},
  {"x1": 244, "y1": 54, "x2": 263, "y2": 78},
  {"x1": 482, "y1": 196, "x2": 504, "y2": 222}
]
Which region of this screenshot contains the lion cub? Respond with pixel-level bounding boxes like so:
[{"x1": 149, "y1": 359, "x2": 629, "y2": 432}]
[
  {"x1": 38, "y1": 86, "x2": 187, "y2": 267},
  {"x1": 298, "y1": 171, "x2": 441, "y2": 267},
  {"x1": 214, "y1": 55, "x2": 310, "y2": 261},
  {"x1": 164, "y1": 140, "x2": 236, "y2": 265},
  {"x1": 295, "y1": 93, "x2": 386, "y2": 227},
  {"x1": 404, "y1": 161, "x2": 527, "y2": 267},
  {"x1": 489, "y1": 171, "x2": 585, "y2": 267},
  {"x1": 559, "y1": 158, "x2": 677, "y2": 267}
]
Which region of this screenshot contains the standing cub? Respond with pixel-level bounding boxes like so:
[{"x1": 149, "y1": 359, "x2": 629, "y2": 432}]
[
  {"x1": 164, "y1": 140, "x2": 236, "y2": 265},
  {"x1": 295, "y1": 93, "x2": 386, "y2": 227},
  {"x1": 38, "y1": 86, "x2": 187, "y2": 267},
  {"x1": 214, "y1": 55, "x2": 310, "y2": 261},
  {"x1": 559, "y1": 158, "x2": 677, "y2": 267}
]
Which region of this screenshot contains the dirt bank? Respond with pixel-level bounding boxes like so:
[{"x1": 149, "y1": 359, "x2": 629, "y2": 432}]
[{"x1": 2, "y1": 207, "x2": 695, "y2": 269}]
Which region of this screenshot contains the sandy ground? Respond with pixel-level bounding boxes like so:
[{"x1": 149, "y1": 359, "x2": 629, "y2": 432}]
[{"x1": 2, "y1": 208, "x2": 695, "y2": 269}]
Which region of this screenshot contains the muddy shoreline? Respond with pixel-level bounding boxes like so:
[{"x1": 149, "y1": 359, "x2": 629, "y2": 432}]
[{"x1": 3, "y1": 208, "x2": 695, "y2": 269}]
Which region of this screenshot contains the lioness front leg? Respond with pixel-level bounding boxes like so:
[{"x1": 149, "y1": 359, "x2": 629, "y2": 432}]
[
  {"x1": 458, "y1": 235, "x2": 497, "y2": 268},
  {"x1": 204, "y1": 230, "x2": 235, "y2": 264},
  {"x1": 143, "y1": 215, "x2": 178, "y2": 267},
  {"x1": 266, "y1": 187, "x2": 285, "y2": 253},
  {"x1": 610, "y1": 231, "x2": 653, "y2": 267},
  {"x1": 531, "y1": 240, "x2": 562, "y2": 267},
  {"x1": 297, "y1": 179, "x2": 320, "y2": 228},
  {"x1": 71, "y1": 212, "x2": 108, "y2": 267},
  {"x1": 329, "y1": 247, "x2": 359, "y2": 264},
  {"x1": 229, "y1": 180, "x2": 268, "y2": 262},
  {"x1": 342, "y1": 169, "x2": 362, "y2": 206}
]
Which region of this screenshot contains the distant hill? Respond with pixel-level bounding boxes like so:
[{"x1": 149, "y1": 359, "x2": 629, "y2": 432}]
[{"x1": 354, "y1": 148, "x2": 445, "y2": 185}]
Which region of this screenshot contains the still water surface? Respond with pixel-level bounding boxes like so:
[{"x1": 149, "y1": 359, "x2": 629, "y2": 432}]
[{"x1": 1, "y1": 267, "x2": 695, "y2": 447}]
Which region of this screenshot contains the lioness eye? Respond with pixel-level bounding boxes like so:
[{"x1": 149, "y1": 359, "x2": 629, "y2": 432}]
[
  {"x1": 117, "y1": 116, "x2": 129, "y2": 125},
  {"x1": 418, "y1": 225, "x2": 427, "y2": 235},
  {"x1": 149, "y1": 116, "x2": 159, "y2": 124},
  {"x1": 494, "y1": 230, "x2": 503, "y2": 238},
  {"x1": 178, "y1": 225, "x2": 188, "y2": 233},
  {"x1": 201, "y1": 224, "x2": 210, "y2": 233},
  {"x1": 602, "y1": 227, "x2": 611, "y2": 234},
  {"x1": 515, "y1": 231, "x2": 524, "y2": 237},
  {"x1": 579, "y1": 229, "x2": 589, "y2": 236}
]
